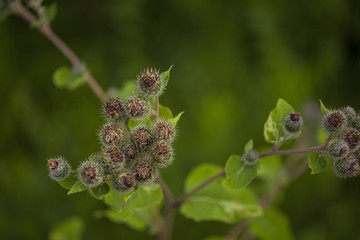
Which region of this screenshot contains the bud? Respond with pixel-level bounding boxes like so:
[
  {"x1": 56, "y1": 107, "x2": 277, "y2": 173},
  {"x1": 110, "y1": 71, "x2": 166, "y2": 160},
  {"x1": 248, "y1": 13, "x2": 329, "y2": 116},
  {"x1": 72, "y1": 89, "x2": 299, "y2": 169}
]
[
  {"x1": 132, "y1": 126, "x2": 153, "y2": 151},
  {"x1": 152, "y1": 141, "x2": 173, "y2": 167},
  {"x1": 103, "y1": 97, "x2": 126, "y2": 120},
  {"x1": 133, "y1": 162, "x2": 154, "y2": 182},
  {"x1": 78, "y1": 160, "x2": 104, "y2": 187},
  {"x1": 322, "y1": 111, "x2": 346, "y2": 133},
  {"x1": 328, "y1": 139, "x2": 349, "y2": 160},
  {"x1": 154, "y1": 119, "x2": 176, "y2": 142},
  {"x1": 284, "y1": 112, "x2": 303, "y2": 133},
  {"x1": 354, "y1": 115, "x2": 360, "y2": 132},
  {"x1": 47, "y1": 156, "x2": 71, "y2": 181},
  {"x1": 103, "y1": 146, "x2": 124, "y2": 171},
  {"x1": 111, "y1": 172, "x2": 136, "y2": 192},
  {"x1": 99, "y1": 123, "x2": 123, "y2": 146},
  {"x1": 137, "y1": 68, "x2": 164, "y2": 96},
  {"x1": 243, "y1": 150, "x2": 259, "y2": 165},
  {"x1": 333, "y1": 156, "x2": 360, "y2": 178},
  {"x1": 123, "y1": 144, "x2": 138, "y2": 162},
  {"x1": 342, "y1": 106, "x2": 356, "y2": 127},
  {"x1": 126, "y1": 96, "x2": 150, "y2": 120},
  {"x1": 342, "y1": 128, "x2": 360, "y2": 149}
]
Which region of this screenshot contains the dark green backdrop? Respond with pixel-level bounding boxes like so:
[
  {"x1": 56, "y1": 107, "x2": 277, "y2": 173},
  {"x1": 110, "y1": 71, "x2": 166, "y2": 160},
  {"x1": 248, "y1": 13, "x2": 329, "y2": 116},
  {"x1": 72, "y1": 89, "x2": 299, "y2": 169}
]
[{"x1": 1, "y1": 0, "x2": 360, "y2": 239}]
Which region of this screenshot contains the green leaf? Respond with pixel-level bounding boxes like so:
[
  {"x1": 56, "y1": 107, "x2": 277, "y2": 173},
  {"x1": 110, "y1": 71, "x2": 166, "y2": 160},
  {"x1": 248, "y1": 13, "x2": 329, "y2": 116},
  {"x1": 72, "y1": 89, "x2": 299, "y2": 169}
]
[
  {"x1": 244, "y1": 139, "x2": 254, "y2": 152},
  {"x1": 49, "y1": 216, "x2": 85, "y2": 240},
  {"x1": 159, "y1": 104, "x2": 173, "y2": 119},
  {"x1": 43, "y1": 3, "x2": 57, "y2": 24},
  {"x1": 180, "y1": 164, "x2": 262, "y2": 223},
  {"x1": 264, "y1": 99, "x2": 294, "y2": 143},
  {"x1": 249, "y1": 207, "x2": 294, "y2": 240},
  {"x1": 224, "y1": 155, "x2": 259, "y2": 189},
  {"x1": 160, "y1": 65, "x2": 173, "y2": 88},
  {"x1": 124, "y1": 185, "x2": 139, "y2": 202},
  {"x1": 170, "y1": 111, "x2": 184, "y2": 126},
  {"x1": 116, "y1": 81, "x2": 137, "y2": 98},
  {"x1": 88, "y1": 182, "x2": 110, "y2": 200},
  {"x1": 103, "y1": 184, "x2": 163, "y2": 230},
  {"x1": 319, "y1": 99, "x2": 330, "y2": 115},
  {"x1": 58, "y1": 175, "x2": 78, "y2": 190},
  {"x1": 53, "y1": 66, "x2": 86, "y2": 90},
  {"x1": 309, "y1": 152, "x2": 327, "y2": 174},
  {"x1": 68, "y1": 181, "x2": 87, "y2": 195}
]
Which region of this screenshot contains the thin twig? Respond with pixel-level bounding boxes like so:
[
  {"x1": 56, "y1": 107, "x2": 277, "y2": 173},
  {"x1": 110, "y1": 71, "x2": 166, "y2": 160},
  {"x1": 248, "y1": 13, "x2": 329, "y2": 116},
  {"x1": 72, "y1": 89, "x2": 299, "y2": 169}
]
[{"x1": 11, "y1": 2, "x2": 107, "y2": 102}]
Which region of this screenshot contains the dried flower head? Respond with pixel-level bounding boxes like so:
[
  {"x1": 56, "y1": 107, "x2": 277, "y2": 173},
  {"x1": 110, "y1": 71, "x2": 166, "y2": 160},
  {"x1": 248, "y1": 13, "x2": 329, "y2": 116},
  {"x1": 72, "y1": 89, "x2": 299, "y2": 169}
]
[
  {"x1": 333, "y1": 156, "x2": 360, "y2": 178},
  {"x1": 126, "y1": 96, "x2": 150, "y2": 120},
  {"x1": 132, "y1": 127, "x2": 153, "y2": 151},
  {"x1": 322, "y1": 111, "x2": 346, "y2": 133},
  {"x1": 137, "y1": 68, "x2": 164, "y2": 96},
  {"x1": 78, "y1": 160, "x2": 104, "y2": 187},
  {"x1": 99, "y1": 123, "x2": 123, "y2": 146},
  {"x1": 284, "y1": 112, "x2": 303, "y2": 133},
  {"x1": 111, "y1": 172, "x2": 136, "y2": 192},
  {"x1": 154, "y1": 119, "x2": 176, "y2": 142},
  {"x1": 152, "y1": 141, "x2": 173, "y2": 167}
]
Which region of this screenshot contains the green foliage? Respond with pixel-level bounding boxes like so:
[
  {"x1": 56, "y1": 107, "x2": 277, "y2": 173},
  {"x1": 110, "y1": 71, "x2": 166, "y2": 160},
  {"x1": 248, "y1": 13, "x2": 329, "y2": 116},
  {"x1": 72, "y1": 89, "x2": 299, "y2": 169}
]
[
  {"x1": 264, "y1": 99, "x2": 294, "y2": 143},
  {"x1": 53, "y1": 66, "x2": 86, "y2": 90},
  {"x1": 58, "y1": 175, "x2": 78, "y2": 189},
  {"x1": 160, "y1": 65, "x2": 173, "y2": 88},
  {"x1": 67, "y1": 181, "x2": 87, "y2": 195},
  {"x1": 244, "y1": 139, "x2": 254, "y2": 152},
  {"x1": 170, "y1": 111, "x2": 184, "y2": 126},
  {"x1": 319, "y1": 99, "x2": 330, "y2": 115},
  {"x1": 116, "y1": 81, "x2": 137, "y2": 98},
  {"x1": 88, "y1": 182, "x2": 110, "y2": 200},
  {"x1": 180, "y1": 164, "x2": 262, "y2": 223},
  {"x1": 249, "y1": 207, "x2": 294, "y2": 240},
  {"x1": 49, "y1": 216, "x2": 85, "y2": 240},
  {"x1": 103, "y1": 184, "x2": 163, "y2": 231},
  {"x1": 224, "y1": 155, "x2": 259, "y2": 189},
  {"x1": 308, "y1": 152, "x2": 327, "y2": 174}
]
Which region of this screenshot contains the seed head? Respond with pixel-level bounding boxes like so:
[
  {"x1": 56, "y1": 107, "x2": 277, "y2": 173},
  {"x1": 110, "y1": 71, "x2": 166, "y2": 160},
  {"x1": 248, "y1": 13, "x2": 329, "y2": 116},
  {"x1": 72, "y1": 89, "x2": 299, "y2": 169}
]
[
  {"x1": 99, "y1": 123, "x2": 123, "y2": 146},
  {"x1": 103, "y1": 97, "x2": 126, "y2": 120},
  {"x1": 103, "y1": 146, "x2": 124, "y2": 171},
  {"x1": 322, "y1": 111, "x2": 346, "y2": 133},
  {"x1": 123, "y1": 144, "x2": 138, "y2": 162},
  {"x1": 342, "y1": 106, "x2": 356, "y2": 127},
  {"x1": 47, "y1": 156, "x2": 71, "y2": 181},
  {"x1": 132, "y1": 127, "x2": 153, "y2": 151},
  {"x1": 137, "y1": 68, "x2": 164, "y2": 96},
  {"x1": 333, "y1": 156, "x2": 360, "y2": 178},
  {"x1": 126, "y1": 96, "x2": 150, "y2": 120},
  {"x1": 111, "y1": 172, "x2": 136, "y2": 192},
  {"x1": 328, "y1": 139, "x2": 349, "y2": 160},
  {"x1": 284, "y1": 112, "x2": 303, "y2": 133},
  {"x1": 133, "y1": 162, "x2": 154, "y2": 182},
  {"x1": 243, "y1": 150, "x2": 259, "y2": 165},
  {"x1": 152, "y1": 141, "x2": 173, "y2": 167},
  {"x1": 154, "y1": 120, "x2": 176, "y2": 142},
  {"x1": 342, "y1": 128, "x2": 360, "y2": 149},
  {"x1": 78, "y1": 160, "x2": 104, "y2": 187}
]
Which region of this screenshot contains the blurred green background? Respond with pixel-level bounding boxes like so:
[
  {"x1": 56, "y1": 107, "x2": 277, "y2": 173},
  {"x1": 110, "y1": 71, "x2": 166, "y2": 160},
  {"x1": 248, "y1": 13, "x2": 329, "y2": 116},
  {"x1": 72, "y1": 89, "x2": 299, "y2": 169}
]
[{"x1": 1, "y1": 0, "x2": 360, "y2": 239}]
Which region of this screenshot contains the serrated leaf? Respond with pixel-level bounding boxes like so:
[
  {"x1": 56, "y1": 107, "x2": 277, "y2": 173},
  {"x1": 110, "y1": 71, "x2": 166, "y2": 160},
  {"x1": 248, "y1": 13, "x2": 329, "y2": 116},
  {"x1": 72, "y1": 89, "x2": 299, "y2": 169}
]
[
  {"x1": 88, "y1": 182, "x2": 110, "y2": 200},
  {"x1": 49, "y1": 216, "x2": 85, "y2": 240},
  {"x1": 170, "y1": 111, "x2": 184, "y2": 126},
  {"x1": 68, "y1": 181, "x2": 87, "y2": 195},
  {"x1": 249, "y1": 207, "x2": 294, "y2": 240},
  {"x1": 53, "y1": 66, "x2": 86, "y2": 90},
  {"x1": 309, "y1": 152, "x2": 327, "y2": 174},
  {"x1": 319, "y1": 99, "x2": 330, "y2": 115},
  {"x1": 244, "y1": 139, "x2": 254, "y2": 152},
  {"x1": 58, "y1": 175, "x2": 78, "y2": 190},
  {"x1": 160, "y1": 65, "x2": 173, "y2": 88},
  {"x1": 224, "y1": 155, "x2": 259, "y2": 189},
  {"x1": 43, "y1": 3, "x2": 57, "y2": 23},
  {"x1": 180, "y1": 164, "x2": 262, "y2": 223},
  {"x1": 264, "y1": 99, "x2": 294, "y2": 143}
]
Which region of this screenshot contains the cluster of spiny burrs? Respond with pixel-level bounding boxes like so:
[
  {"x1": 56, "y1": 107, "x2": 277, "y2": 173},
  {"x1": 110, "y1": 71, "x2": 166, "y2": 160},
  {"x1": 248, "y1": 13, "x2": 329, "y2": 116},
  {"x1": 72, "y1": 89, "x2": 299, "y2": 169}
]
[{"x1": 47, "y1": 68, "x2": 177, "y2": 193}]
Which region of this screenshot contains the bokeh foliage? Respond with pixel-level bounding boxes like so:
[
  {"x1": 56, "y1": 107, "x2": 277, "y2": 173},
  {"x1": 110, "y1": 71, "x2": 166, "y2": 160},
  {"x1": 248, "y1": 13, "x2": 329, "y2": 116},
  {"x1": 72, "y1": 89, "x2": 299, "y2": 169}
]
[{"x1": 1, "y1": 0, "x2": 360, "y2": 239}]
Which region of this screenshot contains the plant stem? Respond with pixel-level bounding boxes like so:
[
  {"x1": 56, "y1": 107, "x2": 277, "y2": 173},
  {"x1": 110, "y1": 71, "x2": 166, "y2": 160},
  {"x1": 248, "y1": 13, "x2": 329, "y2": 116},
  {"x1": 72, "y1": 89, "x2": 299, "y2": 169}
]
[
  {"x1": 174, "y1": 135, "x2": 331, "y2": 206},
  {"x1": 154, "y1": 96, "x2": 175, "y2": 240},
  {"x1": 11, "y1": 2, "x2": 107, "y2": 103}
]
